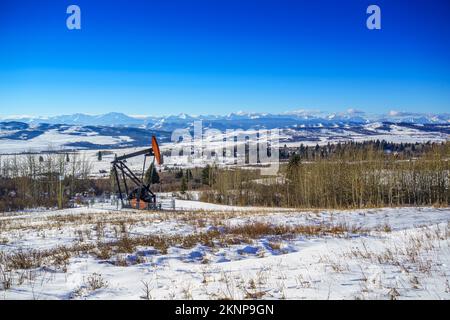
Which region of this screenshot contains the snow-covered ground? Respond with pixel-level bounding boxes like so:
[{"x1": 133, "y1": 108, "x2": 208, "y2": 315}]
[
  {"x1": 1, "y1": 121, "x2": 448, "y2": 175},
  {"x1": 0, "y1": 201, "x2": 449, "y2": 300},
  {"x1": 0, "y1": 129, "x2": 133, "y2": 154}
]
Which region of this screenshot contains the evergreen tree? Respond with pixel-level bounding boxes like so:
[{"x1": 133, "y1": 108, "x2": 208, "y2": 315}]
[
  {"x1": 144, "y1": 163, "x2": 160, "y2": 185},
  {"x1": 286, "y1": 154, "x2": 301, "y2": 181},
  {"x1": 180, "y1": 176, "x2": 187, "y2": 194},
  {"x1": 175, "y1": 168, "x2": 184, "y2": 179},
  {"x1": 202, "y1": 165, "x2": 213, "y2": 186}
]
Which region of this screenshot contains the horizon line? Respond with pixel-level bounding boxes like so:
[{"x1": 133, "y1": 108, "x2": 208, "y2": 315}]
[{"x1": 1, "y1": 108, "x2": 449, "y2": 120}]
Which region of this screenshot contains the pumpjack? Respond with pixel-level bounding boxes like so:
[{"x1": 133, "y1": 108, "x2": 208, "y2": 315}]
[{"x1": 111, "y1": 136, "x2": 163, "y2": 209}]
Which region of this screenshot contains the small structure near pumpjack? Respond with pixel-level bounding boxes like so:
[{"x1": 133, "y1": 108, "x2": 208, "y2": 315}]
[{"x1": 111, "y1": 136, "x2": 163, "y2": 210}]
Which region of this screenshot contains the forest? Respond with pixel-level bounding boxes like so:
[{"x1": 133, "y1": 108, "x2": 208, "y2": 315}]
[
  {"x1": 201, "y1": 141, "x2": 450, "y2": 208},
  {"x1": 0, "y1": 141, "x2": 448, "y2": 211}
]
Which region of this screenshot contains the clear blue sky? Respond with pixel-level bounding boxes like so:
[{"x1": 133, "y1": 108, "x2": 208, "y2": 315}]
[{"x1": 0, "y1": 0, "x2": 449, "y2": 116}]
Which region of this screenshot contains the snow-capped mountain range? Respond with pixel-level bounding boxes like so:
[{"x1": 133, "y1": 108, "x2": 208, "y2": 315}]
[
  {"x1": 0, "y1": 110, "x2": 448, "y2": 153},
  {"x1": 2, "y1": 110, "x2": 449, "y2": 129}
]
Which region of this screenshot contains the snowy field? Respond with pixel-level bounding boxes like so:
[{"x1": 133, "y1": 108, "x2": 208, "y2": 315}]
[
  {"x1": 0, "y1": 121, "x2": 447, "y2": 155},
  {"x1": 0, "y1": 201, "x2": 449, "y2": 300},
  {"x1": 0, "y1": 129, "x2": 134, "y2": 154}
]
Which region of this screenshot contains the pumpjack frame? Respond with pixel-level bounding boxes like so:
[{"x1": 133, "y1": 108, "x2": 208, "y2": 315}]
[{"x1": 111, "y1": 136, "x2": 162, "y2": 209}]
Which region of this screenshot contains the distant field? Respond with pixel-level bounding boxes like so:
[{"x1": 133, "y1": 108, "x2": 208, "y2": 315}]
[{"x1": 0, "y1": 120, "x2": 448, "y2": 154}]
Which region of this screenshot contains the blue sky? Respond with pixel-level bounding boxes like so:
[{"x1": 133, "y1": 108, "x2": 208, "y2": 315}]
[{"x1": 0, "y1": 0, "x2": 449, "y2": 116}]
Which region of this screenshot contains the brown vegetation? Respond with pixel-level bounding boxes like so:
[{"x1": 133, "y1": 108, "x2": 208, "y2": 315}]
[
  {"x1": 201, "y1": 142, "x2": 450, "y2": 208},
  {"x1": 0, "y1": 153, "x2": 94, "y2": 211}
]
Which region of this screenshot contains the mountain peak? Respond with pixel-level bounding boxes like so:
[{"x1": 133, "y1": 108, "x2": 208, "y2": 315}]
[{"x1": 1, "y1": 110, "x2": 449, "y2": 128}]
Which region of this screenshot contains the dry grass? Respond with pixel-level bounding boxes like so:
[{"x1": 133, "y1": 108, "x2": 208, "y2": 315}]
[
  {"x1": 267, "y1": 242, "x2": 282, "y2": 251},
  {"x1": 90, "y1": 221, "x2": 366, "y2": 260},
  {"x1": 0, "y1": 216, "x2": 372, "y2": 276},
  {"x1": 0, "y1": 207, "x2": 303, "y2": 233},
  {"x1": 140, "y1": 279, "x2": 153, "y2": 300},
  {"x1": 70, "y1": 273, "x2": 108, "y2": 298},
  {"x1": 346, "y1": 224, "x2": 448, "y2": 278},
  {"x1": 224, "y1": 221, "x2": 366, "y2": 239},
  {"x1": 0, "y1": 244, "x2": 93, "y2": 271},
  {"x1": 85, "y1": 273, "x2": 108, "y2": 290}
]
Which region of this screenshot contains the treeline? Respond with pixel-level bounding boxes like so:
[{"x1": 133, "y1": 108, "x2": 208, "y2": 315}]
[
  {"x1": 153, "y1": 166, "x2": 216, "y2": 193},
  {"x1": 0, "y1": 153, "x2": 99, "y2": 211},
  {"x1": 280, "y1": 140, "x2": 445, "y2": 161},
  {"x1": 1, "y1": 141, "x2": 448, "y2": 211},
  {"x1": 201, "y1": 141, "x2": 450, "y2": 209}
]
